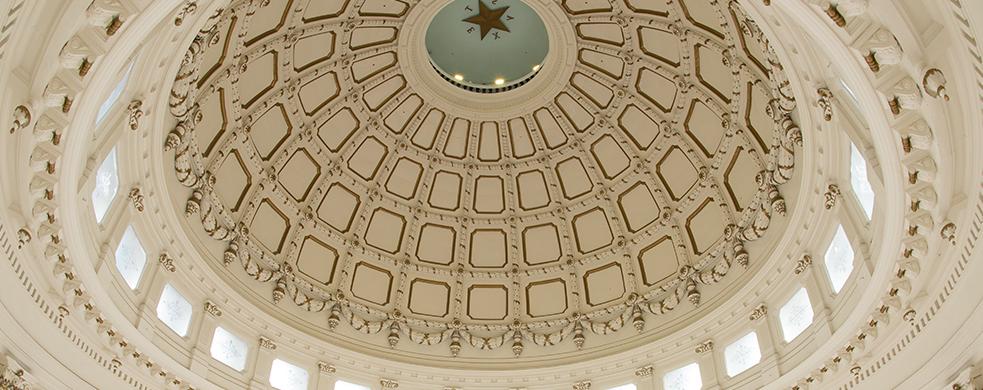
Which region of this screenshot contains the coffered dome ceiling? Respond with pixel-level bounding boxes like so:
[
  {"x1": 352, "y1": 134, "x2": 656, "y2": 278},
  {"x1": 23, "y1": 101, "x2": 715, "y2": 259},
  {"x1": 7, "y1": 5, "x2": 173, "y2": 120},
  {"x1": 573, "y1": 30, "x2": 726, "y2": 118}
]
[{"x1": 165, "y1": 0, "x2": 801, "y2": 362}]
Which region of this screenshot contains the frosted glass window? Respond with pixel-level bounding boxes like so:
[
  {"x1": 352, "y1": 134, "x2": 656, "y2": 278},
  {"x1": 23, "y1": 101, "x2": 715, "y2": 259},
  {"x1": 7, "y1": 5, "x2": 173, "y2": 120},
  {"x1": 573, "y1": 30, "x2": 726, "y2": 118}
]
[
  {"x1": 334, "y1": 380, "x2": 370, "y2": 390},
  {"x1": 824, "y1": 225, "x2": 855, "y2": 293},
  {"x1": 96, "y1": 62, "x2": 134, "y2": 124},
  {"x1": 608, "y1": 385, "x2": 637, "y2": 390},
  {"x1": 779, "y1": 288, "x2": 814, "y2": 342},
  {"x1": 270, "y1": 359, "x2": 309, "y2": 390},
  {"x1": 850, "y1": 143, "x2": 875, "y2": 219},
  {"x1": 724, "y1": 331, "x2": 761, "y2": 377},
  {"x1": 114, "y1": 226, "x2": 146, "y2": 289},
  {"x1": 663, "y1": 363, "x2": 702, "y2": 390},
  {"x1": 210, "y1": 327, "x2": 248, "y2": 371},
  {"x1": 838, "y1": 78, "x2": 860, "y2": 107},
  {"x1": 91, "y1": 148, "x2": 119, "y2": 223},
  {"x1": 156, "y1": 284, "x2": 193, "y2": 336}
]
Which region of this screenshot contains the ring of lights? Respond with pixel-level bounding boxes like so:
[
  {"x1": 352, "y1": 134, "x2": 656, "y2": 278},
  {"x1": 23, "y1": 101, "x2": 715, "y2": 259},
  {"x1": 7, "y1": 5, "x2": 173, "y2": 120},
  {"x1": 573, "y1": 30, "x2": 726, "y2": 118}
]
[{"x1": 400, "y1": 0, "x2": 577, "y2": 118}]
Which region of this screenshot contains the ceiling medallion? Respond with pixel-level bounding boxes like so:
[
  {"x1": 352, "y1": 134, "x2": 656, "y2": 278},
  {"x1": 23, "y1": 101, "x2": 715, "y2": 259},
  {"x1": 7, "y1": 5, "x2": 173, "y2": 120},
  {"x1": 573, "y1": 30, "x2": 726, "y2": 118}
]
[{"x1": 166, "y1": 0, "x2": 802, "y2": 361}]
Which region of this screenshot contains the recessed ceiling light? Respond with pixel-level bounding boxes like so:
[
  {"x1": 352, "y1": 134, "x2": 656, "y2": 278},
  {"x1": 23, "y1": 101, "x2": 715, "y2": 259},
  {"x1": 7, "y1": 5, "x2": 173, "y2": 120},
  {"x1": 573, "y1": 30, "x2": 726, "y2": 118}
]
[
  {"x1": 494, "y1": 78, "x2": 505, "y2": 85},
  {"x1": 453, "y1": 74, "x2": 464, "y2": 81},
  {"x1": 532, "y1": 64, "x2": 541, "y2": 71}
]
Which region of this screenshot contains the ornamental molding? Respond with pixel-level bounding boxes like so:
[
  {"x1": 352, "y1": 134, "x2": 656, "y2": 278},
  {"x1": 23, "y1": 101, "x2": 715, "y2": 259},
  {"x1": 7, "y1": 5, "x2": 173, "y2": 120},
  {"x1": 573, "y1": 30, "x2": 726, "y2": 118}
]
[
  {"x1": 204, "y1": 300, "x2": 222, "y2": 317},
  {"x1": 695, "y1": 339, "x2": 714, "y2": 354},
  {"x1": 317, "y1": 361, "x2": 335, "y2": 374},
  {"x1": 572, "y1": 380, "x2": 591, "y2": 390},
  {"x1": 259, "y1": 336, "x2": 277, "y2": 350},
  {"x1": 749, "y1": 304, "x2": 768, "y2": 321},
  {"x1": 163, "y1": 0, "x2": 803, "y2": 357},
  {"x1": 793, "y1": 254, "x2": 812, "y2": 275}
]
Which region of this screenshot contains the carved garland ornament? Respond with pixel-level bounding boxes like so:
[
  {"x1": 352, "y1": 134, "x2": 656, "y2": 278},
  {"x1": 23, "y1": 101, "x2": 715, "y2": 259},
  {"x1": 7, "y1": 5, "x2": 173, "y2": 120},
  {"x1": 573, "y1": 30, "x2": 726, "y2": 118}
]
[{"x1": 164, "y1": 0, "x2": 802, "y2": 356}]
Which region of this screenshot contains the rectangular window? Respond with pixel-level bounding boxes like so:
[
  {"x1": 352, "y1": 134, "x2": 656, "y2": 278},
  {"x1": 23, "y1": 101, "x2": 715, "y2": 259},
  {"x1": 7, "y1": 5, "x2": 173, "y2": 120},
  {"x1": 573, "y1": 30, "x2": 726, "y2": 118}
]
[
  {"x1": 114, "y1": 226, "x2": 147, "y2": 289},
  {"x1": 210, "y1": 327, "x2": 248, "y2": 371},
  {"x1": 824, "y1": 225, "x2": 855, "y2": 293},
  {"x1": 724, "y1": 331, "x2": 761, "y2": 377},
  {"x1": 92, "y1": 148, "x2": 119, "y2": 223},
  {"x1": 779, "y1": 287, "x2": 814, "y2": 342},
  {"x1": 270, "y1": 359, "x2": 309, "y2": 390},
  {"x1": 850, "y1": 143, "x2": 875, "y2": 219},
  {"x1": 156, "y1": 284, "x2": 193, "y2": 336},
  {"x1": 96, "y1": 62, "x2": 134, "y2": 124},
  {"x1": 663, "y1": 363, "x2": 702, "y2": 390}
]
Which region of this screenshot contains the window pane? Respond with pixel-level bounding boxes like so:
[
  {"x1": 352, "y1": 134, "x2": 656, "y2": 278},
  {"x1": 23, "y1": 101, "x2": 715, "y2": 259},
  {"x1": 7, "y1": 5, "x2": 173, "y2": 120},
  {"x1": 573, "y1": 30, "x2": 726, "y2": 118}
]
[
  {"x1": 114, "y1": 226, "x2": 146, "y2": 289},
  {"x1": 210, "y1": 327, "x2": 248, "y2": 371},
  {"x1": 156, "y1": 284, "x2": 193, "y2": 336},
  {"x1": 335, "y1": 380, "x2": 370, "y2": 390},
  {"x1": 824, "y1": 225, "x2": 854, "y2": 293},
  {"x1": 850, "y1": 143, "x2": 875, "y2": 219},
  {"x1": 724, "y1": 331, "x2": 761, "y2": 377},
  {"x1": 608, "y1": 384, "x2": 637, "y2": 390},
  {"x1": 270, "y1": 359, "x2": 309, "y2": 390},
  {"x1": 92, "y1": 148, "x2": 119, "y2": 223},
  {"x1": 663, "y1": 363, "x2": 702, "y2": 390},
  {"x1": 779, "y1": 288, "x2": 814, "y2": 342},
  {"x1": 96, "y1": 62, "x2": 134, "y2": 124}
]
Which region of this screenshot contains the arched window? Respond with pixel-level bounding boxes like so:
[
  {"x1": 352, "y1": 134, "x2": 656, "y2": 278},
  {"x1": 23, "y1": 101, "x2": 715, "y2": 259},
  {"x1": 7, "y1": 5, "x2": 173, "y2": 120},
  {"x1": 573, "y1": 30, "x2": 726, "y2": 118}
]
[
  {"x1": 114, "y1": 226, "x2": 146, "y2": 289},
  {"x1": 779, "y1": 287, "x2": 814, "y2": 342},
  {"x1": 96, "y1": 62, "x2": 135, "y2": 124},
  {"x1": 663, "y1": 362, "x2": 702, "y2": 390},
  {"x1": 270, "y1": 359, "x2": 309, "y2": 390},
  {"x1": 210, "y1": 327, "x2": 248, "y2": 371},
  {"x1": 724, "y1": 331, "x2": 761, "y2": 376},
  {"x1": 824, "y1": 225, "x2": 855, "y2": 293},
  {"x1": 850, "y1": 143, "x2": 875, "y2": 219},
  {"x1": 607, "y1": 384, "x2": 637, "y2": 390},
  {"x1": 91, "y1": 148, "x2": 119, "y2": 223},
  {"x1": 334, "y1": 380, "x2": 370, "y2": 390},
  {"x1": 156, "y1": 284, "x2": 193, "y2": 336}
]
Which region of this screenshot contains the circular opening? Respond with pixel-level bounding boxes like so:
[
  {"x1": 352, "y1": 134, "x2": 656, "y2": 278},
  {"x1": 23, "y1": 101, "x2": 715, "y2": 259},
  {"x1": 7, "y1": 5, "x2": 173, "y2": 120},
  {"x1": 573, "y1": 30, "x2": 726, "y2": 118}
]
[{"x1": 425, "y1": 0, "x2": 549, "y2": 93}]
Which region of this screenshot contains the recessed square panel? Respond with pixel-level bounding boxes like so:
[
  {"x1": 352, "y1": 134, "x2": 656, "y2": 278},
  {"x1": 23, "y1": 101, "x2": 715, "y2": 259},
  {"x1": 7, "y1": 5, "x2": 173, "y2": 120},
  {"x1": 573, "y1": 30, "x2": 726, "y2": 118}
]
[
  {"x1": 525, "y1": 279, "x2": 567, "y2": 318},
  {"x1": 317, "y1": 183, "x2": 361, "y2": 232},
  {"x1": 522, "y1": 223, "x2": 562, "y2": 266},
  {"x1": 296, "y1": 236, "x2": 339, "y2": 285},
  {"x1": 364, "y1": 207, "x2": 406, "y2": 254},
  {"x1": 350, "y1": 262, "x2": 393, "y2": 306},
  {"x1": 408, "y1": 279, "x2": 450, "y2": 317},
  {"x1": 469, "y1": 229, "x2": 508, "y2": 268},
  {"x1": 571, "y1": 207, "x2": 613, "y2": 253},
  {"x1": 467, "y1": 285, "x2": 508, "y2": 320}
]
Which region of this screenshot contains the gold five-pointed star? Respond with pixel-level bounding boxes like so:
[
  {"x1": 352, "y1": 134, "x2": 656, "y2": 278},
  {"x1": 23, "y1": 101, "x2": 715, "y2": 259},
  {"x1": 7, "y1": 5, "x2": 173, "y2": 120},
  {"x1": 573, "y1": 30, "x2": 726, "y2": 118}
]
[{"x1": 462, "y1": 0, "x2": 510, "y2": 40}]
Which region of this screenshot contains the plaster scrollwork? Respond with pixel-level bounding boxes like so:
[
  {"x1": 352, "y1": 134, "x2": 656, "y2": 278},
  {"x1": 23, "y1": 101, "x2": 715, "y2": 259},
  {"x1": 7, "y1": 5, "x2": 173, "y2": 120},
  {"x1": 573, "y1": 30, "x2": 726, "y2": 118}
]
[
  {"x1": 15, "y1": 228, "x2": 31, "y2": 249},
  {"x1": 817, "y1": 87, "x2": 834, "y2": 121},
  {"x1": 922, "y1": 68, "x2": 949, "y2": 101},
  {"x1": 258, "y1": 336, "x2": 277, "y2": 350},
  {"x1": 824, "y1": 184, "x2": 841, "y2": 209},
  {"x1": 9, "y1": 105, "x2": 30, "y2": 134},
  {"x1": 634, "y1": 365, "x2": 654, "y2": 377},
  {"x1": 794, "y1": 254, "x2": 813, "y2": 275},
  {"x1": 126, "y1": 99, "x2": 143, "y2": 131},
  {"x1": 158, "y1": 252, "x2": 176, "y2": 273},
  {"x1": 940, "y1": 222, "x2": 957, "y2": 245},
  {"x1": 128, "y1": 187, "x2": 144, "y2": 212},
  {"x1": 380, "y1": 378, "x2": 399, "y2": 389},
  {"x1": 204, "y1": 301, "x2": 222, "y2": 317},
  {"x1": 174, "y1": 1, "x2": 199, "y2": 26},
  {"x1": 749, "y1": 304, "x2": 768, "y2": 321},
  {"x1": 572, "y1": 380, "x2": 591, "y2": 390},
  {"x1": 695, "y1": 340, "x2": 714, "y2": 354},
  {"x1": 317, "y1": 361, "x2": 335, "y2": 374}
]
